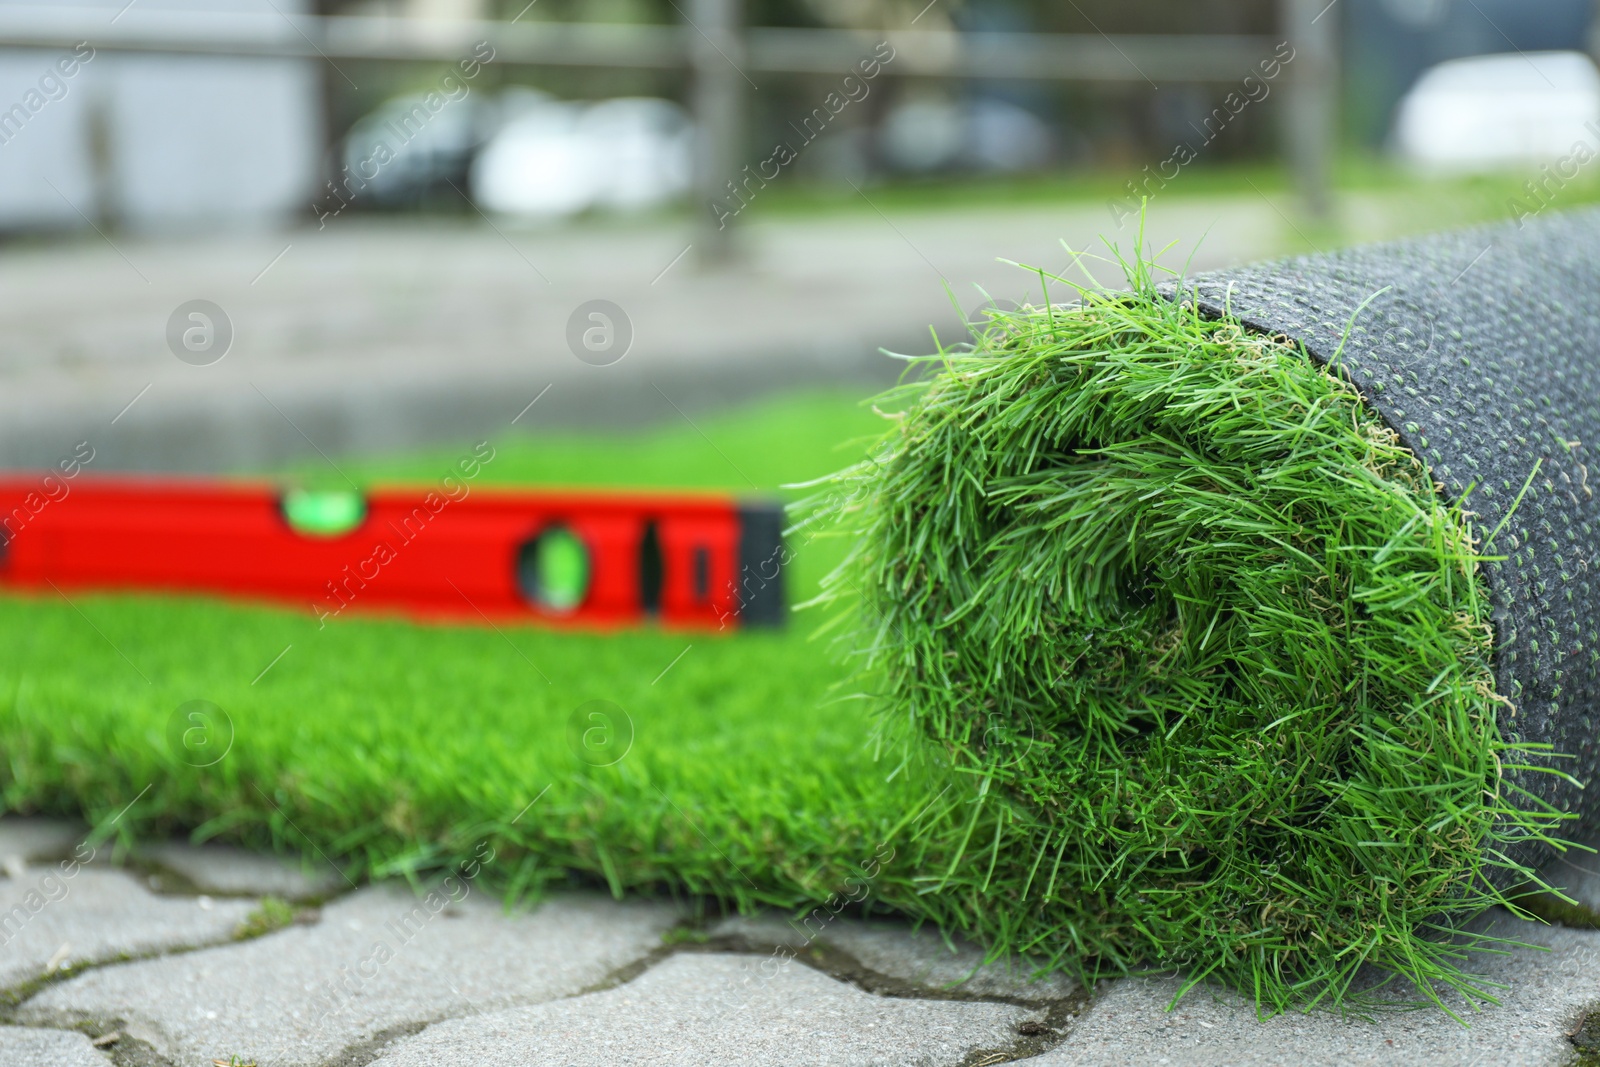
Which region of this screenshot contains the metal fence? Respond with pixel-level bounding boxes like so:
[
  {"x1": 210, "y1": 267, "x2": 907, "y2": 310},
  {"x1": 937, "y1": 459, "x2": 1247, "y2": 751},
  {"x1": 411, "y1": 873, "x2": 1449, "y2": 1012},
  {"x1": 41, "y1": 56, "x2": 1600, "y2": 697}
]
[{"x1": 0, "y1": 0, "x2": 1337, "y2": 250}]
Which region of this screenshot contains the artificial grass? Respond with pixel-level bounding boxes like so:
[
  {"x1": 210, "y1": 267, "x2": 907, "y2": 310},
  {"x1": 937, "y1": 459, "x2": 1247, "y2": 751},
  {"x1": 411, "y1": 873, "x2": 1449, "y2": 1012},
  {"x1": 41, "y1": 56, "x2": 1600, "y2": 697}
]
[
  {"x1": 0, "y1": 391, "x2": 972, "y2": 924},
  {"x1": 807, "y1": 250, "x2": 1568, "y2": 1015},
  {"x1": 0, "y1": 272, "x2": 1571, "y2": 1019}
]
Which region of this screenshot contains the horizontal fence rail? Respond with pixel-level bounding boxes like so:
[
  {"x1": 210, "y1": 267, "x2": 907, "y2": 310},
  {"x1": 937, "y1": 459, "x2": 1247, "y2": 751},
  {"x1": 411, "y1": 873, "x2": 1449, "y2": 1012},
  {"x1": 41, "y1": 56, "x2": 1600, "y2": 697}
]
[{"x1": 0, "y1": 7, "x2": 1286, "y2": 83}]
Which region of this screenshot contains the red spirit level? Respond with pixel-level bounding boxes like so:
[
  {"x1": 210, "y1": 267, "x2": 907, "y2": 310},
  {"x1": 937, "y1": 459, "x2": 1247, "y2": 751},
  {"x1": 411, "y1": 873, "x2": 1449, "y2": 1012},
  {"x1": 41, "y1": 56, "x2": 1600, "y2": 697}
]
[{"x1": 0, "y1": 475, "x2": 786, "y2": 630}]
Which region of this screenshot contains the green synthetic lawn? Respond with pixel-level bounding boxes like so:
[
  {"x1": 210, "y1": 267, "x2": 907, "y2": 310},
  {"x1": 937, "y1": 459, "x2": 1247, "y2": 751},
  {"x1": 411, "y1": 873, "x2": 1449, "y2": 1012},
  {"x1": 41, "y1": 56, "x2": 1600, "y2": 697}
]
[
  {"x1": 0, "y1": 271, "x2": 1573, "y2": 1016},
  {"x1": 0, "y1": 391, "x2": 974, "y2": 920}
]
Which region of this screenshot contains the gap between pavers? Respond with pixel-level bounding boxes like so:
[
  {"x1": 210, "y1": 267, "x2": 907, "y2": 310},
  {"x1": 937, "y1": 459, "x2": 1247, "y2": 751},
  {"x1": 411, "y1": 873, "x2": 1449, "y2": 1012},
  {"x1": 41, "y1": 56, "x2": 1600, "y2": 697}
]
[
  {"x1": 0, "y1": 866, "x2": 257, "y2": 999},
  {"x1": 4, "y1": 818, "x2": 1085, "y2": 1064},
  {"x1": 1014, "y1": 908, "x2": 1600, "y2": 1067},
  {"x1": 17, "y1": 884, "x2": 683, "y2": 1067},
  {"x1": 0, "y1": 816, "x2": 263, "y2": 1002},
  {"x1": 710, "y1": 911, "x2": 1077, "y2": 1003},
  {"x1": 0, "y1": 1024, "x2": 112, "y2": 1066},
  {"x1": 365, "y1": 950, "x2": 1045, "y2": 1067},
  {"x1": 23, "y1": 811, "x2": 1599, "y2": 1065}
]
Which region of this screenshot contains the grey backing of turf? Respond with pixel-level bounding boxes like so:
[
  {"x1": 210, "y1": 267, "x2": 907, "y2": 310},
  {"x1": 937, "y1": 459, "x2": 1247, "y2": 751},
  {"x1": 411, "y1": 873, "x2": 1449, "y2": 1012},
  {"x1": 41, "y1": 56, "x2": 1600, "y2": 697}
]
[{"x1": 1174, "y1": 207, "x2": 1600, "y2": 875}]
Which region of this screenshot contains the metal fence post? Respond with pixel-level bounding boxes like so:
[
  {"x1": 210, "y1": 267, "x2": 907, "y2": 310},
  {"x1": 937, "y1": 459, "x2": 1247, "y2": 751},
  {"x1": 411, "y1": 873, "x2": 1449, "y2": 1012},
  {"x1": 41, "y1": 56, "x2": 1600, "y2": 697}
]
[
  {"x1": 1281, "y1": 0, "x2": 1336, "y2": 219},
  {"x1": 689, "y1": 0, "x2": 745, "y2": 263}
]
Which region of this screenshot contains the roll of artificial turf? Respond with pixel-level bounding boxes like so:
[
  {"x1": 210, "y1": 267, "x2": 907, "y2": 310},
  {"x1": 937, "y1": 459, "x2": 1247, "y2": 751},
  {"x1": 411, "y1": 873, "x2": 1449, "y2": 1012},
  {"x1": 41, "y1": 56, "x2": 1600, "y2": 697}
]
[{"x1": 817, "y1": 208, "x2": 1600, "y2": 1012}]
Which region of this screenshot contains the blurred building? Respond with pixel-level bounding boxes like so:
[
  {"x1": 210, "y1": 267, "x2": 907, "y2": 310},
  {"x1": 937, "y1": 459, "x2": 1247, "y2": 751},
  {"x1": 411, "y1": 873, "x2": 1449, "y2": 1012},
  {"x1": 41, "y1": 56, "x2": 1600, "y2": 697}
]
[{"x1": 0, "y1": 0, "x2": 321, "y2": 232}]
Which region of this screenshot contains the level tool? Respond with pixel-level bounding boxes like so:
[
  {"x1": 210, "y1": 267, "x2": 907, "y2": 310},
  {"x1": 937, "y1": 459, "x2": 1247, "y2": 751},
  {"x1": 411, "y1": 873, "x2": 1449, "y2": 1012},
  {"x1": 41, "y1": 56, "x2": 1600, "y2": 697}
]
[{"x1": 0, "y1": 476, "x2": 786, "y2": 629}]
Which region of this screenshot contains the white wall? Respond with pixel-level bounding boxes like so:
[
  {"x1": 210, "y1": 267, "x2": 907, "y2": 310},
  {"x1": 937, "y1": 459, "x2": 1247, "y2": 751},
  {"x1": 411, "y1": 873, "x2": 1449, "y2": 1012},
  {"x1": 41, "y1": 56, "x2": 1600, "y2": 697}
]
[{"x1": 0, "y1": 0, "x2": 322, "y2": 232}]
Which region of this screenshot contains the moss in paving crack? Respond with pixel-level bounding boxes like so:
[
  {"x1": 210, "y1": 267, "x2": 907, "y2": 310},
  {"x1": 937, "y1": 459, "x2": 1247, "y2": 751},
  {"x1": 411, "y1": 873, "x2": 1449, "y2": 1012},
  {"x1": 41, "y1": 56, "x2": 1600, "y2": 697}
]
[
  {"x1": 808, "y1": 246, "x2": 1569, "y2": 1015},
  {"x1": 1572, "y1": 1011, "x2": 1600, "y2": 1065},
  {"x1": 647, "y1": 928, "x2": 1085, "y2": 1061},
  {"x1": 233, "y1": 896, "x2": 294, "y2": 941},
  {"x1": 661, "y1": 924, "x2": 711, "y2": 947},
  {"x1": 0, "y1": 954, "x2": 138, "y2": 1012},
  {"x1": 100, "y1": 1032, "x2": 175, "y2": 1067}
]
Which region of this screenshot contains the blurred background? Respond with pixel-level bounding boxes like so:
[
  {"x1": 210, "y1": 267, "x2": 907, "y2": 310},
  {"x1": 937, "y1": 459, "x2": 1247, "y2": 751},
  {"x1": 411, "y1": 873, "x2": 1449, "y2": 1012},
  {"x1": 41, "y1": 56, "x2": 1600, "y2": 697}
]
[{"x1": 0, "y1": 0, "x2": 1596, "y2": 472}]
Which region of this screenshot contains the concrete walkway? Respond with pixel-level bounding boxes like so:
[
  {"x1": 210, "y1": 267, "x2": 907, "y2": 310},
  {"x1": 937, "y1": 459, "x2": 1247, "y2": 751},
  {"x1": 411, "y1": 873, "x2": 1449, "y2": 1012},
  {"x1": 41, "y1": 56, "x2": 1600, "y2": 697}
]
[
  {"x1": 0, "y1": 184, "x2": 1471, "y2": 473},
  {"x1": 3, "y1": 816, "x2": 1599, "y2": 1066}
]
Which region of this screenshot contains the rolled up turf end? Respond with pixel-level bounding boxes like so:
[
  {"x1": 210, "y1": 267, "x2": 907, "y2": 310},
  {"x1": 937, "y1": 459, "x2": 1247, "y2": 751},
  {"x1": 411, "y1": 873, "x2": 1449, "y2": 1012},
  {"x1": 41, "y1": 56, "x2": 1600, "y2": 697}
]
[{"x1": 812, "y1": 211, "x2": 1600, "y2": 1013}]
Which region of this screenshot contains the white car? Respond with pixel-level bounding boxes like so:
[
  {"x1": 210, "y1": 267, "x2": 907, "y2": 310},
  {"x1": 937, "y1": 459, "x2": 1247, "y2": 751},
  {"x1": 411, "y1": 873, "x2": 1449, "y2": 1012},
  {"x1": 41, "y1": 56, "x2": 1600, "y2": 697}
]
[
  {"x1": 471, "y1": 94, "x2": 692, "y2": 219},
  {"x1": 1393, "y1": 50, "x2": 1600, "y2": 172}
]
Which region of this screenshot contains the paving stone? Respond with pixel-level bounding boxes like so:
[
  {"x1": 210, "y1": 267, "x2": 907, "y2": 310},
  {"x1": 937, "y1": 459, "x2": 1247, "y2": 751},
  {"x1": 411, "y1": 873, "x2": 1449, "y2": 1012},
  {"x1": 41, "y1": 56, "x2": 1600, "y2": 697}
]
[
  {"x1": 0, "y1": 867, "x2": 255, "y2": 993},
  {"x1": 21, "y1": 885, "x2": 681, "y2": 1067},
  {"x1": 0, "y1": 816, "x2": 88, "y2": 873},
  {"x1": 1018, "y1": 909, "x2": 1600, "y2": 1067},
  {"x1": 139, "y1": 840, "x2": 348, "y2": 902},
  {"x1": 368, "y1": 950, "x2": 1042, "y2": 1067},
  {"x1": 824, "y1": 919, "x2": 1077, "y2": 1003},
  {"x1": 0, "y1": 1025, "x2": 111, "y2": 1066},
  {"x1": 712, "y1": 911, "x2": 1077, "y2": 1001}
]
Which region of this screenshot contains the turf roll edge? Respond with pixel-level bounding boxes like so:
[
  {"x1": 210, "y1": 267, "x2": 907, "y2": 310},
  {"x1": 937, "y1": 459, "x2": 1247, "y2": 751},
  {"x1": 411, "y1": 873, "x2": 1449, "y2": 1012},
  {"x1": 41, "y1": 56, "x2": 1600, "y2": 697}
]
[{"x1": 815, "y1": 210, "x2": 1600, "y2": 1012}]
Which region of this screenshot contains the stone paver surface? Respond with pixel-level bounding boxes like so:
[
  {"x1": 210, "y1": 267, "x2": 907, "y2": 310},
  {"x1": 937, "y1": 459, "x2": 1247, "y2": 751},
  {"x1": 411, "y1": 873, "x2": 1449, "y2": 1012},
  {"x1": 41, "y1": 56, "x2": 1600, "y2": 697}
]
[
  {"x1": 140, "y1": 840, "x2": 348, "y2": 901},
  {"x1": 1024, "y1": 909, "x2": 1600, "y2": 1067},
  {"x1": 368, "y1": 950, "x2": 1042, "y2": 1067},
  {"x1": 0, "y1": 866, "x2": 255, "y2": 992},
  {"x1": 0, "y1": 816, "x2": 87, "y2": 873},
  {"x1": 20, "y1": 884, "x2": 681, "y2": 1067},
  {"x1": 0, "y1": 1025, "x2": 110, "y2": 1066},
  {"x1": 6, "y1": 822, "x2": 1600, "y2": 1067},
  {"x1": 713, "y1": 912, "x2": 1076, "y2": 1001}
]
